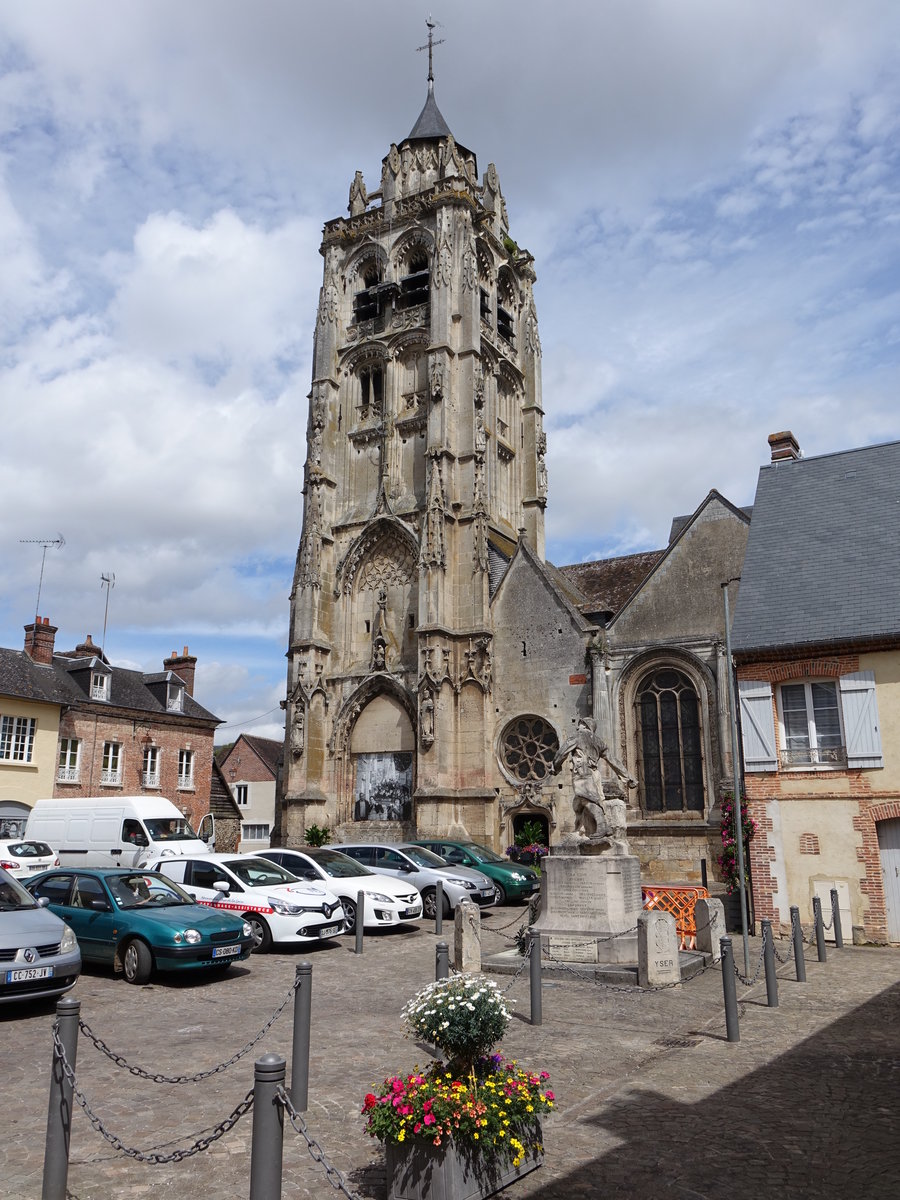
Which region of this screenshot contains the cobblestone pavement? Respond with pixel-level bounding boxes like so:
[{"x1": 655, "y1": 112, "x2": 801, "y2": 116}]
[{"x1": 1, "y1": 906, "x2": 898, "y2": 1200}]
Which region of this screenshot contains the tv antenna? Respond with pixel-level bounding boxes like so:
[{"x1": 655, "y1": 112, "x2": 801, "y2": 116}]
[
  {"x1": 19, "y1": 534, "x2": 65, "y2": 622},
  {"x1": 100, "y1": 572, "x2": 115, "y2": 661}
]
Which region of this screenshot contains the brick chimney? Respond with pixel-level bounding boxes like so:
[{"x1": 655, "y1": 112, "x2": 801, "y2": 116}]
[
  {"x1": 164, "y1": 646, "x2": 197, "y2": 696},
  {"x1": 768, "y1": 430, "x2": 801, "y2": 462},
  {"x1": 24, "y1": 616, "x2": 57, "y2": 665}
]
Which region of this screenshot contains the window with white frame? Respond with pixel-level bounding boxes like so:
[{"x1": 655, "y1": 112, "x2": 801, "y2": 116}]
[
  {"x1": 167, "y1": 683, "x2": 184, "y2": 712},
  {"x1": 778, "y1": 682, "x2": 844, "y2": 767},
  {"x1": 101, "y1": 741, "x2": 122, "y2": 785},
  {"x1": 739, "y1": 671, "x2": 883, "y2": 773},
  {"x1": 234, "y1": 784, "x2": 249, "y2": 806},
  {"x1": 177, "y1": 749, "x2": 194, "y2": 790},
  {"x1": 241, "y1": 823, "x2": 270, "y2": 841},
  {"x1": 0, "y1": 715, "x2": 36, "y2": 763},
  {"x1": 91, "y1": 671, "x2": 110, "y2": 700},
  {"x1": 57, "y1": 737, "x2": 81, "y2": 783},
  {"x1": 142, "y1": 745, "x2": 160, "y2": 787}
]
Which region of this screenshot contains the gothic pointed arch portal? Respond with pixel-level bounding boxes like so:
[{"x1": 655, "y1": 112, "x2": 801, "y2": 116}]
[{"x1": 348, "y1": 692, "x2": 415, "y2": 824}]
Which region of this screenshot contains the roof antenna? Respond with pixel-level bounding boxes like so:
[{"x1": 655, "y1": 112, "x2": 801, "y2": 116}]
[
  {"x1": 417, "y1": 15, "x2": 445, "y2": 92},
  {"x1": 19, "y1": 534, "x2": 65, "y2": 622},
  {"x1": 100, "y1": 572, "x2": 115, "y2": 661}
]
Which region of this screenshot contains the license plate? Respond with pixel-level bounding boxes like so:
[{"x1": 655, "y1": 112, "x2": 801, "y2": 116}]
[
  {"x1": 212, "y1": 945, "x2": 240, "y2": 959},
  {"x1": 318, "y1": 924, "x2": 342, "y2": 937},
  {"x1": 6, "y1": 966, "x2": 53, "y2": 982},
  {"x1": 28, "y1": 864, "x2": 45, "y2": 871},
  {"x1": 400, "y1": 907, "x2": 420, "y2": 919}
]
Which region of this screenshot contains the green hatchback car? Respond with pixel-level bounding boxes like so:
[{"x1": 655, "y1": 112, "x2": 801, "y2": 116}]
[
  {"x1": 410, "y1": 840, "x2": 540, "y2": 904},
  {"x1": 26, "y1": 867, "x2": 253, "y2": 984}
]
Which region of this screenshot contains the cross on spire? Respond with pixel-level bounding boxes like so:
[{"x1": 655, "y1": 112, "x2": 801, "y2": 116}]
[{"x1": 417, "y1": 16, "x2": 445, "y2": 91}]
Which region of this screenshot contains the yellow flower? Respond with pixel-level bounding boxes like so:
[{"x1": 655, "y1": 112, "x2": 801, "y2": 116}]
[
  {"x1": 526, "y1": 1105, "x2": 533, "y2": 1113},
  {"x1": 473, "y1": 1133, "x2": 479, "y2": 1141}
]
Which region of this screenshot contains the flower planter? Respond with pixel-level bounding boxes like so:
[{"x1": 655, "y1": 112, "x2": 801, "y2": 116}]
[{"x1": 386, "y1": 1125, "x2": 543, "y2": 1200}]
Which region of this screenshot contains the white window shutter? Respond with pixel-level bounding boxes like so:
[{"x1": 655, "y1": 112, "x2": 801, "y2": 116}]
[
  {"x1": 839, "y1": 671, "x2": 883, "y2": 769},
  {"x1": 739, "y1": 680, "x2": 777, "y2": 772}
]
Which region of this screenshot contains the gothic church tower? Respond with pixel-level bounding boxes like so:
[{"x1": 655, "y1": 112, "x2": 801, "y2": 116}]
[{"x1": 282, "y1": 44, "x2": 546, "y2": 843}]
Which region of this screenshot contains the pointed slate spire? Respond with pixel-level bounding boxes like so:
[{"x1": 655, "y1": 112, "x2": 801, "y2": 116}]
[{"x1": 408, "y1": 17, "x2": 453, "y2": 142}]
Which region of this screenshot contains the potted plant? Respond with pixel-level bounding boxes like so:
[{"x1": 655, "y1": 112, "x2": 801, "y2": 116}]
[
  {"x1": 506, "y1": 820, "x2": 548, "y2": 867},
  {"x1": 362, "y1": 974, "x2": 554, "y2": 1200}
]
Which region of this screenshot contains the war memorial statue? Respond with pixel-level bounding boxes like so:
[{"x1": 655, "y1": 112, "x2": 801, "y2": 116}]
[{"x1": 552, "y1": 717, "x2": 638, "y2": 855}]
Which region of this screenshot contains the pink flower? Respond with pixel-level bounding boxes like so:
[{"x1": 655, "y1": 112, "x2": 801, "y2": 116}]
[{"x1": 424, "y1": 1114, "x2": 436, "y2": 1126}]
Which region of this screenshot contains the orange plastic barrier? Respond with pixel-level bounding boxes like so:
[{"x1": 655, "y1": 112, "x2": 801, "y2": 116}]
[{"x1": 641, "y1": 885, "x2": 710, "y2": 950}]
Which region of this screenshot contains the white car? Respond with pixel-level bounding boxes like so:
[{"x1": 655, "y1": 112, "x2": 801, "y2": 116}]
[
  {"x1": 332, "y1": 843, "x2": 498, "y2": 918},
  {"x1": 258, "y1": 847, "x2": 423, "y2": 930},
  {"x1": 0, "y1": 839, "x2": 59, "y2": 880},
  {"x1": 144, "y1": 853, "x2": 346, "y2": 952}
]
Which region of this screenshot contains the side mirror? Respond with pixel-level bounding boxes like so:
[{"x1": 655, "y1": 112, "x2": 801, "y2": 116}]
[
  {"x1": 213, "y1": 880, "x2": 230, "y2": 895},
  {"x1": 134, "y1": 834, "x2": 148, "y2": 848},
  {"x1": 36, "y1": 896, "x2": 50, "y2": 908},
  {"x1": 91, "y1": 898, "x2": 111, "y2": 912},
  {"x1": 399, "y1": 863, "x2": 417, "y2": 874}
]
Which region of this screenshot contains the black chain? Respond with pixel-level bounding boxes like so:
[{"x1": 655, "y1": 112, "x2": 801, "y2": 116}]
[
  {"x1": 52, "y1": 1025, "x2": 253, "y2": 1162},
  {"x1": 77, "y1": 975, "x2": 300, "y2": 1083},
  {"x1": 277, "y1": 1086, "x2": 362, "y2": 1198},
  {"x1": 733, "y1": 934, "x2": 767, "y2": 987},
  {"x1": 540, "y1": 947, "x2": 722, "y2": 993}
]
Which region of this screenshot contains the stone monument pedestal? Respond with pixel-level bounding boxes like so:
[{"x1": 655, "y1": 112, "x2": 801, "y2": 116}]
[{"x1": 532, "y1": 849, "x2": 643, "y2": 965}]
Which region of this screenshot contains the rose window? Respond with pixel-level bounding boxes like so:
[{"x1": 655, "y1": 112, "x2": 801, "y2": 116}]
[{"x1": 500, "y1": 716, "x2": 559, "y2": 782}]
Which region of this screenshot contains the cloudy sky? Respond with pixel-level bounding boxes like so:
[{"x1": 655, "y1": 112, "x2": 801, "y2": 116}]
[{"x1": 2, "y1": 0, "x2": 899, "y2": 742}]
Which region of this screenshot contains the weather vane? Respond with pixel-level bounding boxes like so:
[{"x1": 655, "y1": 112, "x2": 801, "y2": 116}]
[{"x1": 417, "y1": 15, "x2": 445, "y2": 85}]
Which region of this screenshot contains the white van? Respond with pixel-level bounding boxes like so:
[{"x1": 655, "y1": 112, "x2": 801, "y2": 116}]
[{"x1": 24, "y1": 796, "x2": 214, "y2": 869}]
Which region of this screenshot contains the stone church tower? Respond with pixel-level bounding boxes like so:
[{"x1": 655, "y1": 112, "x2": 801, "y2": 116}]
[{"x1": 281, "y1": 62, "x2": 547, "y2": 844}]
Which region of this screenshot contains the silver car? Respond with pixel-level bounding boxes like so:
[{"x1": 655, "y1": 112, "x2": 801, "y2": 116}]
[
  {"x1": 332, "y1": 843, "x2": 497, "y2": 918},
  {"x1": 0, "y1": 867, "x2": 81, "y2": 1005}
]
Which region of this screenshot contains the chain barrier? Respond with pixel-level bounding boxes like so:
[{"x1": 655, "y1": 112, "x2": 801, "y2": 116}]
[
  {"x1": 277, "y1": 1085, "x2": 362, "y2": 1199},
  {"x1": 540, "y1": 946, "x2": 722, "y2": 994},
  {"x1": 77, "y1": 975, "x2": 301, "y2": 1084},
  {"x1": 771, "y1": 933, "x2": 794, "y2": 965},
  {"x1": 501, "y1": 933, "x2": 532, "y2": 993},
  {"x1": 51, "y1": 1025, "x2": 253, "y2": 1162},
  {"x1": 820, "y1": 910, "x2": 834, "y2": 931},
  {"x1": 732, "y1": 930, "x2": 767, "y2": 987}
]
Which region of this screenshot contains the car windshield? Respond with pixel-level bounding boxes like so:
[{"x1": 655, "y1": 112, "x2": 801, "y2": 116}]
[
  {"x1": 306, "y1": 849, "x2": 374, "y2": 878},
  {"x1": 225, "y1": 858, "x2": 298, "y2": 887},
  {"x1": 460, "y1": 843, "x2": 508, "y2": 864},
  {"x1": 400, "y1": 845, "x2": 448, "y2": 868},
  {"x1": 109, "y1": 872, "x2": 193, "y2": 909},
  {"x1": 144, "y1": 818, "x2": 198, "y2": 842},
  {"x1": 3, "y1": 840, "x2": 53, "y2": 858},
  {"x1": 0, "y1": 875, "x2": 38, "y2": 910}
]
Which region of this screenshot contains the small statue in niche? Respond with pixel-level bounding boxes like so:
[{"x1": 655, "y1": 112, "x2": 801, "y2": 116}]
[
  {"x1": 429, "y1": 355, "x2": 444, "y2": 401},
  {"x1": 552, "y1": 717, "x2": 637, "y2": 855},
  {"x1": 420, "y1": 686, "x2": 435, "y2": 748},
  {"x1": 290, "y1": 704, "x2": 305, "y2": 759}
]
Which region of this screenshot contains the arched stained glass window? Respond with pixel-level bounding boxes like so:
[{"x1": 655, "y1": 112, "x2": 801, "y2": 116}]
[{"x1": 637, "y1": 669, "x2": 704, "y2": 813}]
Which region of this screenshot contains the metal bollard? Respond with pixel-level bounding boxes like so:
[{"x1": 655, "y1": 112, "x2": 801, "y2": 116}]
[
  {"x1": 42, "y1": 995, "x2": 80, "y2": 1200},
  {"x1": 435, "y1": 941, "x2": 449, "y2": 980},
  {"x1": 812, "y1": 896, "x2": 827, "y2": 962},
  {"x1": 355, "y1": 889, "x2": 365, "y2": 955},
  {"x1": 434, "y1": 880, "x2": 443, "y2": 935},
  {"x1": 290, "y1": 963, "x2": 312, "y2": 1111},
  {"x1": 761, "y1": 920, "x2": 778, "y2": 1008},
  {"x1": 790, "y1": 906, "x2": 806, "y2": 982},
  {"x1": 831, "y1": 888, "x2": 844, "y2": 949},
  {"x1": 529, "y1": 930, "x2": 542, "y2": 1026},
  {"x1": 249, "y1": 1054, "x2": 285, "y2": 1200},
  {"x1": 720, "y1": 937, "x2": 740, "y2": 1043}
]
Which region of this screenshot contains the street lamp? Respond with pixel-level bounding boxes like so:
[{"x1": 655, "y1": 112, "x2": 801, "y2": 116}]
[{"x1": 722, "y1": 578, "x2": 751, "y2": 977}]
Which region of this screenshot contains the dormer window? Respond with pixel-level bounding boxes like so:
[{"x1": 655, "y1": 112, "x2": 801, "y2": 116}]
[
  {"x1": 167, "y1": 682, "x2": 185, "y2": 712},
  {"x1": 91, "y1": 671, "x2": 110, "y2": 701}
]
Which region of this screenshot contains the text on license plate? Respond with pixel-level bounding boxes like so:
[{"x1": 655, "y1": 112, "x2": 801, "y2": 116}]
[
  {"x1": 212, "y1": 945, "x2": 240, "y2": 959},
  {"x1": 7, "y1": 966, "x2": 53, "y2": 982},
  {"x1": 318, "y1": 924, "x2": 342, "y2": 937},
  {"x1": 400, "y1": 907, "x2": 420, "y2": 918}
]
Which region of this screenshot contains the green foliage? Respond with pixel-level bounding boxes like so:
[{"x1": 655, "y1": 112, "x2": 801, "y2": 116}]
[
  {"x1": 304, "y1": 824, "x2": 331, "y2": 847},
  {"x1": 514, "y1": 820, "x2": 545, "y2": 848},
  {"x1": 502, "y1": 234, "x2": 519, "y2": 259}
]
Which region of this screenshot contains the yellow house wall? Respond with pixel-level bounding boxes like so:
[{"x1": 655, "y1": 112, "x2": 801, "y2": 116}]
[
  {"x1": 778, "y1": 797, "x2": 864, "y2": 927},
  {"x1": 861, "y1": 648, "x2": 900, "y2": 790},
  {"x1": 0, "y1": 698, "x2": 60, "y2": 808}
]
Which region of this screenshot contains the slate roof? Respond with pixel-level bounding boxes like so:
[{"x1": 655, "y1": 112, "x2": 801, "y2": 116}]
[
  {"x1": 0, "y1": 646, "x2": 219, "y2": 725},
  {"x1": 407, "y1": 86, "x2": 453, "y2": 141},
  {"x1": 730, "y1": 440, "x2": 900, "y2": 654},
  {"x1": 557, "y1": 551, "x2": 666, "y2": 618}
]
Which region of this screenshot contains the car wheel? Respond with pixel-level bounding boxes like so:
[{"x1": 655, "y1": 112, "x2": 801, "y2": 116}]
[
  {"x1": 122, "y1": 939, "x2": 152, "y2": 985},
  {"x1": 493, "y1": 882, "x2": 507, "y2": 905},
  {"x1": 342, "y1": 896, "x2": 358, "y2": 930},
  {"x1": 422, "y1": 888, "x2": 450, "y2": 920},
  {"x1": 246, "y1": 914, "x2": 272, "y2": 953}
]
